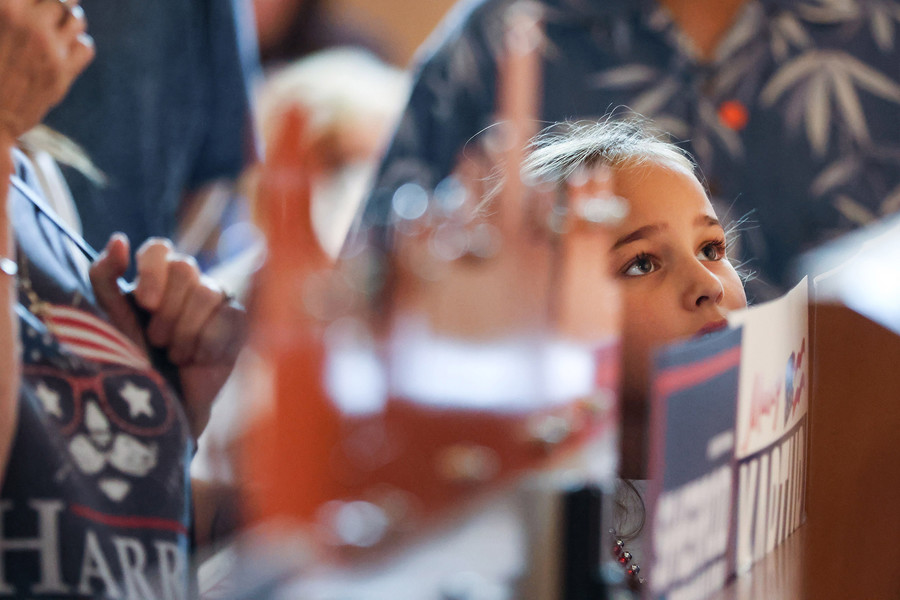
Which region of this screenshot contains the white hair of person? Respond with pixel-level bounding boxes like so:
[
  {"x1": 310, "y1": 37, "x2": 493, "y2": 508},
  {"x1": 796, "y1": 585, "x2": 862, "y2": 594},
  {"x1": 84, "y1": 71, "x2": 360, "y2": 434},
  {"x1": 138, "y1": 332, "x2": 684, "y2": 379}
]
[{"x1": 521, "y1": 117, "x2": 697, "y2": 187}]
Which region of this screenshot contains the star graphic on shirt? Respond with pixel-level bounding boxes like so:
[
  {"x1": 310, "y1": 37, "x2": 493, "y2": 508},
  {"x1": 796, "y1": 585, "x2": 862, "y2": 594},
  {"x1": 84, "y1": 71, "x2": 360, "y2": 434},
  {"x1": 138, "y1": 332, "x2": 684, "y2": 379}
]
[
  {"x1": 35, "y1": 382, "x2": 62, "y2": 418},
  {"x1": 119, "y1": 381, "x2": 154, "y2": 419}
]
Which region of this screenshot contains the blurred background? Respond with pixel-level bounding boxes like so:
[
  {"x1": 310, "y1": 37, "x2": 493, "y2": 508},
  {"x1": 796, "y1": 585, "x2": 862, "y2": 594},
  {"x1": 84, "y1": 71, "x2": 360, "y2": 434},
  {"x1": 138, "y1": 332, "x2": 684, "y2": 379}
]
[{"x1": 287, "y1": 0, "x2": 456, "y2": 66}]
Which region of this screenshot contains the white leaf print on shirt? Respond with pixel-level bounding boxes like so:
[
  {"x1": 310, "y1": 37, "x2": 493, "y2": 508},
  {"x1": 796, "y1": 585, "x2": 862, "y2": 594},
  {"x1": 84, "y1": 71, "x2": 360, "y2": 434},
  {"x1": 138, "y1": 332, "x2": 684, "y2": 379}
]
[
  {"x1": 761, "y1": 50, "x2": 900, "y2": 154},
  {"x1": 589, "y1": 64, "x2": 744, "y2": 166},
  {"x1": 799, "y1": 0, "x2": 900, "y2": 51}
]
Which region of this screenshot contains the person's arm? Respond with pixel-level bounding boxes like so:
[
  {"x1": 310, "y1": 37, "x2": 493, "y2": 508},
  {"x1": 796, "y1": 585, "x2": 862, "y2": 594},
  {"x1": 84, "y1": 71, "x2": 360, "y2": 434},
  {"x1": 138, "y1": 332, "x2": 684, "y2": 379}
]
[
  {"x1": 0, "y1": 142, "x2": 20, "y2": 487},
  {"x1": 0, "y1": 0, "x2": 95, "y2": 488}
]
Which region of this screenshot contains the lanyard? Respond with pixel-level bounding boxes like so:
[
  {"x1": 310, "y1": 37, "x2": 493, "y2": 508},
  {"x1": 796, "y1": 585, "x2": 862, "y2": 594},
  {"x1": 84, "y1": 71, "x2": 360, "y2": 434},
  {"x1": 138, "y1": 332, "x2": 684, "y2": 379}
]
[
  {"x1": 9, "y1": 173, "x2": 182, "y2": 395},
  {"x1": 10, "y1": 173, "x2": 100, "y2": 262}
]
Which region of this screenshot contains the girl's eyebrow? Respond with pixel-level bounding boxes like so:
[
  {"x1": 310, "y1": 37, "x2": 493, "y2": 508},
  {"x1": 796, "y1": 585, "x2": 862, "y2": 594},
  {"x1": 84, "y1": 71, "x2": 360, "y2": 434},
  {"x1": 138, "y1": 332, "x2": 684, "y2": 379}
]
[
  {"x1": 613, "y1": 216, "x2": 721, "y2": 249},
  {"x1": 697, "y1": 215, "x2": 722, "y2": 228},
  {"x1": 613, "y1": 223, "x2": 666, "y2": 249}
]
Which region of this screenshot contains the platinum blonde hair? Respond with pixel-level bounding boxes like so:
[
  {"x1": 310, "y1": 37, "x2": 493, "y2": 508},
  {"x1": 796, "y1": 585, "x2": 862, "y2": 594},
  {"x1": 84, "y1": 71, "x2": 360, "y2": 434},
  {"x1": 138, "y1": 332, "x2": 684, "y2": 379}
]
[
  {"x1": 19, "y1": 125, "x2": 106, "y2": 185},
  {"x1": 522, "y1": 117, "x2": 697, "y2": 186}
]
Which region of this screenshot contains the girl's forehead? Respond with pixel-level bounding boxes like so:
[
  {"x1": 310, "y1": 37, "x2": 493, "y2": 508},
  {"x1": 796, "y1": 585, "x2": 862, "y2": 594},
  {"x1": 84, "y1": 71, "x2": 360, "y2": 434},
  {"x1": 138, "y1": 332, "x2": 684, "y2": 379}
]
[
  {"x1": 611, "y1": 159, "x2": 699, "y2": 187},
  {"x1": 611, "y1": 162, "x2": 718, "y2": 226}
]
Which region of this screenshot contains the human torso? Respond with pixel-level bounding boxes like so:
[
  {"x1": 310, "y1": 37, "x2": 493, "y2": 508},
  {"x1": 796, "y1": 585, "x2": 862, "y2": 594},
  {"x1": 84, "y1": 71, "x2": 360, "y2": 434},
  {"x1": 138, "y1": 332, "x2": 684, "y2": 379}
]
[{"x1": 1, "y1": 153, "x2": 194, "y2": 599}]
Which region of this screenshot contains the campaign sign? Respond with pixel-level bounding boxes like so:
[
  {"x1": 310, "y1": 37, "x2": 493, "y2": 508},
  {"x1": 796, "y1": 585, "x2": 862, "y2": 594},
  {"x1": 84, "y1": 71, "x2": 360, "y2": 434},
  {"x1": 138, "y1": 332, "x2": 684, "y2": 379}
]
[
  {"x1": 726, "y1": 278, "x2": 809, "y2": 574},
  {"x1": 644, "y1": 327, "x2": 743, "y2": 600}
]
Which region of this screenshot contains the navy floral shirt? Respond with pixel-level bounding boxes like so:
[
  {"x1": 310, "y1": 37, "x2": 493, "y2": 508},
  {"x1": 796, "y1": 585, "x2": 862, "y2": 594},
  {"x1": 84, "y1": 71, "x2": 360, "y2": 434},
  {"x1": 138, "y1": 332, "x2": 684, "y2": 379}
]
[{"x1": 364, "y1": 0, "x2": 900, "y2": 296}]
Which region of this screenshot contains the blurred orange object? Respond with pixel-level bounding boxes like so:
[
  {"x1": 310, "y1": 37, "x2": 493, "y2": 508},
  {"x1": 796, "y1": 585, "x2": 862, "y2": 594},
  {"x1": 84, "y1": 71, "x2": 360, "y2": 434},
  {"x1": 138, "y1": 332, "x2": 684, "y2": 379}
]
[
  {"x1": 240, "y1": 2, "x2": 621, "y2": 572},
  {"x1": 242, "y1": 106, "x2": 346, "y2": 529}
]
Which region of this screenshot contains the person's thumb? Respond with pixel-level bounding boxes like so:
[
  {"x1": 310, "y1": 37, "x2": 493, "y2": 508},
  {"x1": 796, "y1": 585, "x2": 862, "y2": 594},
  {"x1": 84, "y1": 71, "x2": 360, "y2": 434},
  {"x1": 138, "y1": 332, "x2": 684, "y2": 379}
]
[{"x1": 89, "y1": 233, "x2": 142, "y2": 344}]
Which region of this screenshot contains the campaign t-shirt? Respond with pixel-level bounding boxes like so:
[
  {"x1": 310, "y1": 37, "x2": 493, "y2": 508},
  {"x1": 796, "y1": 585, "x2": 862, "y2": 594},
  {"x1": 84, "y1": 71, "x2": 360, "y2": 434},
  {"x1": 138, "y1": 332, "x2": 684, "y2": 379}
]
[{"x1": 1, "y1": 153, "x2": 194, "y2": 599}]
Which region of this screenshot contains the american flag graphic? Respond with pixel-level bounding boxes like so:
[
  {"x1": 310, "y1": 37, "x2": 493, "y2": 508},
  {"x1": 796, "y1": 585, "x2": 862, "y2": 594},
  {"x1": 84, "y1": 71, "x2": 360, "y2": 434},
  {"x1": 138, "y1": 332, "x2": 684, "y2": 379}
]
[{"x1": 40, "y1": 304, "x2": 151, "y2": 370}]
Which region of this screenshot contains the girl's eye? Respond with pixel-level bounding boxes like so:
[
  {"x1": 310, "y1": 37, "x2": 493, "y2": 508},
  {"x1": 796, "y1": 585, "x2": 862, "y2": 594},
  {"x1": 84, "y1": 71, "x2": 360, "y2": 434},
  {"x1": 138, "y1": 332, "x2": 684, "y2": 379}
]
[
  {"x1": 698, "y1": 240, "x2": 726, "y2": 262},
  {"x1": 622, "y1": 253, "x2": 658, "y2": 277}
]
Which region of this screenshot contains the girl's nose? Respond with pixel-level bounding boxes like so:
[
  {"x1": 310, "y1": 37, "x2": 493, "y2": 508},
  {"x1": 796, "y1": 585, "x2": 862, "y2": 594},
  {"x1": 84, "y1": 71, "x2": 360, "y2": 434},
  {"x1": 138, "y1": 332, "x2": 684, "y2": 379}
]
[{"x1": 682, "y1": 260, "x2": 725, "y2": 311}]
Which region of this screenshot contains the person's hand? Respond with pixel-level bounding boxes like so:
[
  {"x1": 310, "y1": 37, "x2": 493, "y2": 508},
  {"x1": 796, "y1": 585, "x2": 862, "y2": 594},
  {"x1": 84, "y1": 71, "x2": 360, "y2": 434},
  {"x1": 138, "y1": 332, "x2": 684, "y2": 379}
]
[
  {"x1": 0, "y1": 0, "x2": 94, "y2": 145},
  {"x1": 89, "y1": 234, "x2": 247, "y2": 440},
  {"x1": 388, "y1": 3, "x2": 551, "y2": 340},
  {"x1": 388, "y1": 141, "x2": 623, "y2": 345},
  {"x1": 388, "y1": 137, "x2": 556, "y2": 340}
]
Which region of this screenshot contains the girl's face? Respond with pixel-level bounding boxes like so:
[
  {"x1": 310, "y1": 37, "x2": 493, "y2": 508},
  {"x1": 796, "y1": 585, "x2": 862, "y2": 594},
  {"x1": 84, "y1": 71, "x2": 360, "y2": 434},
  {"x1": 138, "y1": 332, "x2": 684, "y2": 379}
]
[{"x1": 609, "y1": 161, "x2": 747, "y2": 476}]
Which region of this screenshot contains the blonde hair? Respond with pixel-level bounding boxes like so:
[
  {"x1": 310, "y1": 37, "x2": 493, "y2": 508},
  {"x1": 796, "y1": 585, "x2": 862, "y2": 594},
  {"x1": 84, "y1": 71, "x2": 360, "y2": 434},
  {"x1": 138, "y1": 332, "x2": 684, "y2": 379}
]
[
  {"x1": 19, "y1": 125, "x2": 106, "y2": 185},
  {"x1": 522, "y1": 117, "x2": 697, "y2": 186}
]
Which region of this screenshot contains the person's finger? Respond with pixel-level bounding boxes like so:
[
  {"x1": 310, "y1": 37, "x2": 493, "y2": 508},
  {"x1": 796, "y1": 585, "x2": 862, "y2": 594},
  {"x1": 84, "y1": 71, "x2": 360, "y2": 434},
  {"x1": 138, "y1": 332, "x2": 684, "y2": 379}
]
[
  {"x1": 30, "y1": 0, "x2": 65, "y2": 66},
  {"x1": 88, "y1": 232, "x2": 129, "y2": 304},
  {"x1": 88, "y1": 233, "x2": 142, "y2": 341},
  {"x1": 58, "y1": 1, "x2": 91, "y2": 53},
  {"x1": 31, "y1": 0, "x2": 66, "y2": 27},
  {"x1": 553, "y1": 166, "x2": 623, "y2": 341},
  {"x1": 167, "y1": 280, "x2": 226, "y2": 365},
  {"x1": 60, "y1": 3, "x2": 93, "y2": 68},
  {"x1": 56, "y1": 0, "x2": 74, "y2": 28},
  {"x1": 191, "y1": 301, "x2": 245, "y2": 365},
  {"x1": 31, "y1": 0, "x2": 71, "y2": 50},
  {"x1": 133, "y1": 238, "x2": 175, "y2": 311},
  {"x1": 145, "y1": 257, "x2": 198, "y2": 348},
  {"x1": 565, "y1": 165, "x2": 624, "y2": 232},
  {"x1": 494, "y1": 4, "x2": 541, "y2": 237},
  {"x1": 20, "y1": 0, "x2": 93, "y2": 111},
  {"x1": 52, "y1": 0, "x2": 93, "y2": 101},
  {"x1": 452, "y1": 140, "x2": 493, "y2": 225}
]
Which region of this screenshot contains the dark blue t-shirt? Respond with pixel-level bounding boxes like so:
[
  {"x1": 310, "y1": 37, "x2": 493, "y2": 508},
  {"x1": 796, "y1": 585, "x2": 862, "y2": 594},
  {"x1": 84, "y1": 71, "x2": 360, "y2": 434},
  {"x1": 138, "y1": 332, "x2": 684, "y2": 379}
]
[
  {"x1": 44, "y1": 0, "x2": 259, "y2": 256},
  {"x1": 1, "y1": 153, "x2": 194, "y2": 599}
]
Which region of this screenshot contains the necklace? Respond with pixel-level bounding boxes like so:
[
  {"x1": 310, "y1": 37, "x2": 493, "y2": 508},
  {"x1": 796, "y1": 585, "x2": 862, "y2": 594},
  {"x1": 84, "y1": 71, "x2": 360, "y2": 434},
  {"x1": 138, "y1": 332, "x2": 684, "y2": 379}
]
[{"x1": 611, "y1": 529, "x2": 646, "y2": 589}]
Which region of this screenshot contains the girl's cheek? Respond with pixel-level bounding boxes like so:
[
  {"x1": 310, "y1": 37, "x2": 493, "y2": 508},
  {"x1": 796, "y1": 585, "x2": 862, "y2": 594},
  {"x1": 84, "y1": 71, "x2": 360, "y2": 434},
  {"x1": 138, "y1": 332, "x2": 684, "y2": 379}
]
[{"x1": 725, "y1": 270, "x2": 748, "y2": 308}]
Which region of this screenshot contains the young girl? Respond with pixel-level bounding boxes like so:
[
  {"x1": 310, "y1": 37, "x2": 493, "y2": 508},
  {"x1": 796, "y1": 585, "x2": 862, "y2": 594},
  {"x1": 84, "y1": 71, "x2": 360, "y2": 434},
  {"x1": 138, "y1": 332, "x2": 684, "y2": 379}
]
[{"x1": 522, "y1": 118, "x2": 748, "y2": 479}]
